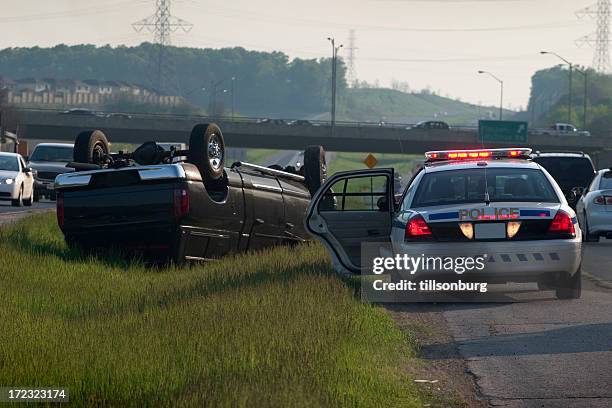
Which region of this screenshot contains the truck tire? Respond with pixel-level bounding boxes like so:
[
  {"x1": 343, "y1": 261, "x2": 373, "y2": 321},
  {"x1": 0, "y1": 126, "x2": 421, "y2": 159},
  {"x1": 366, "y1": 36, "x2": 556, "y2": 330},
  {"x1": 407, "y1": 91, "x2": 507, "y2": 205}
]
[
  {"x1": 555, "y1": 267, "x2": 581, "y2": 299},
  {"x1": 74, "y1": 130, "x2": 110, "y2": 165},
  {"x1": 304, "y1": 145, "x2": 326, "y2": 196},
  {"x1": 188, "y1": 124, "x2": 225, "y2": 181}
]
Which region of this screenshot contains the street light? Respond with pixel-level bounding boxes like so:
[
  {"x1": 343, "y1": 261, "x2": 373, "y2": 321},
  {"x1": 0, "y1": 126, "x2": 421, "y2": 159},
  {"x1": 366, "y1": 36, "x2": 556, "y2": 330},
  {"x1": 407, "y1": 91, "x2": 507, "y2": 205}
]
[
  {"x1": 540, "y1": 51, "x2": 573, "y2": 124},
  {"x1": 478, "y1": 70, "x2": 504, "y2": 120},
  {"x1": 573, "y1": 67, "x2": 588, "y2": 130},
  {"x1": 327, "y1": 37, "x2": 343, "y2": 130}
]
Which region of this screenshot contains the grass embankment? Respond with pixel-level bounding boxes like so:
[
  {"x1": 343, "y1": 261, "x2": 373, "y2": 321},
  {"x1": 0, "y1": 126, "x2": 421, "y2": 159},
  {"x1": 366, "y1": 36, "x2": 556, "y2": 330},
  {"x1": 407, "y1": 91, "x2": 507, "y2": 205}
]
[
  {"x1": 329, "y1": 152, "x2": 421, "y2": 179},
  {"x1": 0, "y1": 214, "x2": 431, "y2": 407}
]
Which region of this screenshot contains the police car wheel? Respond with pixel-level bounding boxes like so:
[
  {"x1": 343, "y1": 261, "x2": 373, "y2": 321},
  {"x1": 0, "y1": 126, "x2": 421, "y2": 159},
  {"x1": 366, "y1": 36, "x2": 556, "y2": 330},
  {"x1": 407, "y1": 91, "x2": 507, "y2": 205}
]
[{"x1": 555, "y1": 267, "x2": 581, "y2": 300}]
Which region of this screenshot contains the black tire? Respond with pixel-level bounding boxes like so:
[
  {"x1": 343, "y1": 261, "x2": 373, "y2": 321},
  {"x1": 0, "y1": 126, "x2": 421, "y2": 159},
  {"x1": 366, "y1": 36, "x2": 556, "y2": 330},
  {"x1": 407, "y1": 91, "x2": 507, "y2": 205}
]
[
  {"x1": 74, "y1": 130, "x2": 110, "y2": 165},
  {"x1": 188, "y1": 124, "x2": 225, "y2": 181},
  {"x1": 304, "y1": 145, "x2": 326, "y2": 196},
  {"x1": 583, "y1": 213, "x2": 599, "y2": 243},
  {"x1": 11, "y1": 186, "x2": 23, "y2": 207},
  {"x1": 555, "y1": 267, "x2": 582, "y2": 299}
]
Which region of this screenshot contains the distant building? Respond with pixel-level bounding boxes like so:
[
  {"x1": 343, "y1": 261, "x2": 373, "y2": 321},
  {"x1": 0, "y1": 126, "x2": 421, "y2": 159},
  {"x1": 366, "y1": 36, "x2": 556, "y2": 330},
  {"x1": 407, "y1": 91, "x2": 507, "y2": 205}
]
[{"x1": 0, "y1": 75, "x2": 184, "y2": 107}]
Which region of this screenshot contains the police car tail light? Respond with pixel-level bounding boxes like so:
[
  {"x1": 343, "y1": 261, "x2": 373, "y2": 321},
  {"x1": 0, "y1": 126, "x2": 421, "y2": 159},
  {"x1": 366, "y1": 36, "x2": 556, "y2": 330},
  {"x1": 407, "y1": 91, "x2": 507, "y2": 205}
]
[
  {"x1": 57, "y1": 193, "x2": 65, "y2": 228},
  {"x1": 507, "y1": 221, "x2": 522, "y2": 238},
  {"x1": 547, "y1": 210, "x2": 575, "y2": 237},
  {"x1": 459, "y1": 222, "x2": 474, "y2": 239},
  {"x1": 425, "y1": 148, "x2": 531, "y2": 162},
  {"x1": 173, "y1": 187, "x2": 190, "y2": 218},
  {"x1": 405, "y1": 215, "x2": 432, "y2": 240}
]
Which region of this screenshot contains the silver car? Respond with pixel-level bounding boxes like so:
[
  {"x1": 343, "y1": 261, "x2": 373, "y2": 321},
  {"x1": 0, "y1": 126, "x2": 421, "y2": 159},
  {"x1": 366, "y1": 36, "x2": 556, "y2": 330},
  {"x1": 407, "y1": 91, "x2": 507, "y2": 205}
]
[
  {"x1": 576, "y1": 168, "x2": 612, "y2": 242},
  {"x1": 306, "y1": 148, "x2": 582, "y2": 299}
]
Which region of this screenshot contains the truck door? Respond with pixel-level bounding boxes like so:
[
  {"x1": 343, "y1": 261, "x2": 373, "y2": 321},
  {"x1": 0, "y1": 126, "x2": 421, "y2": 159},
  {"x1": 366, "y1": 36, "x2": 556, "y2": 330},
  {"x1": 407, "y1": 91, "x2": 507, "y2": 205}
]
[
  {"x1": 242, "y1": 174, "x2": 286, "y2": 250},
  {"x1": 305, "y1": 169, "x2": 394, "y2": 274}
]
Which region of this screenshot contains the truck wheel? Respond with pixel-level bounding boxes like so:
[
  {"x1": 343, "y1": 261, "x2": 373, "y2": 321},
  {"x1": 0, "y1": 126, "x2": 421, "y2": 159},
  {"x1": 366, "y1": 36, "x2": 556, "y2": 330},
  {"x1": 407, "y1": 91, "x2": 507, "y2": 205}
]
[
  {"x1": 555, "y1": 267, "x2": 581, "y2": 299},
  {"x1": 304, "y1": 145, "x2": 327, "y2": 196},
  {"x1": 188, "y1": 124, "x2": 225, "y2": 181},
  {"x1": 74, "y1": 130, "x2": 110, "y2": 165}
]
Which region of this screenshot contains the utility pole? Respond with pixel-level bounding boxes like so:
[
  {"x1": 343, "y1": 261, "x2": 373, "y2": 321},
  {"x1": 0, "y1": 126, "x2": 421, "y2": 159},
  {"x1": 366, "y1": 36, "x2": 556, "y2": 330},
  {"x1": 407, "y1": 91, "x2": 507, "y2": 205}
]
[
  {"x1": 327, "y1": 37, "x2": 343, "y2": 129},
  {"x1": 346, "y1": 29, "x2": 358, "y2": 87},
  {"x1": 477, "y1": 70, "x2": 504, "y2": 120},
  {"x1": 576, "y1": 0, "x2": 611, "y2": 73},
  {"x1": 133, "y1": 0, "x2": 193, "y2": 94},
  {"x1": 540, "y1": 51, "x2": 573, "y2": 124}
]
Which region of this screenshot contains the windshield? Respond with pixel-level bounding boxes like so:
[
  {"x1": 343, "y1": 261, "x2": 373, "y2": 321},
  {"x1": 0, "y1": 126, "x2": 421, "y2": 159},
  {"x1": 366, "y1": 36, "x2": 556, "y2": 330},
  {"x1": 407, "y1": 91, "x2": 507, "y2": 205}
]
[
  {"x1": 411, "y1": 168, "x2": 559, "y2": 207},
  {"x1": 0, "y1": 156, "x2": 19, "y2": 172},
  {"x1": 30, "y1": 146, "x2": 73, "y2": 163},
  {"x1": 600, "y1": 172, "x2": 612, "y2": 190},
  {"x1": 532, "y1": 157, "x2": 594, "y2": 191}
]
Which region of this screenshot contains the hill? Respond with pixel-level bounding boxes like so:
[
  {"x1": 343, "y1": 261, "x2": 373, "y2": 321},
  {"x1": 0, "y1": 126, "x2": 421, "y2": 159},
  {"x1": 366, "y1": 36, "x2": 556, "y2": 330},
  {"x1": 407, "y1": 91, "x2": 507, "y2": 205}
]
[{"x1": 0, "y1": 43, "x2": 506, "y2": 124}]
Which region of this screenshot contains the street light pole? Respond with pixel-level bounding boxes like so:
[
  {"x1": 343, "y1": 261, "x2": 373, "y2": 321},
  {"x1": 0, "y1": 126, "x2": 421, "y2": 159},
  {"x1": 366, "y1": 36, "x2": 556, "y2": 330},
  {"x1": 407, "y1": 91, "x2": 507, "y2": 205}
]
[
  {"x1": 574, "y1": 67, "x2": 588, "y2": 130},
  {"x1": 327, "y1": 37, "x2": 343, "y2": 130},
  {"x1": 477, "y1": 70, "x2": 504, "y2": 120},
  {"x1": 540, "y1": 51, "x2": 573, "y2": 124},
  {"x1": 231, "y1": 76, "x2": 236, "y2": 120}
]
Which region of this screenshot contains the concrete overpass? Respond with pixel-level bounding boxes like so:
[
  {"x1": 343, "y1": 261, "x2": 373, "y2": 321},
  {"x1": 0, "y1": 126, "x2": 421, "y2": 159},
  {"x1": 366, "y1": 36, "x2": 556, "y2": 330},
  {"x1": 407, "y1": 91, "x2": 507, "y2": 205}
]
[{"x1": 3, "y1": 108, "x2": 612, "y2": 166}]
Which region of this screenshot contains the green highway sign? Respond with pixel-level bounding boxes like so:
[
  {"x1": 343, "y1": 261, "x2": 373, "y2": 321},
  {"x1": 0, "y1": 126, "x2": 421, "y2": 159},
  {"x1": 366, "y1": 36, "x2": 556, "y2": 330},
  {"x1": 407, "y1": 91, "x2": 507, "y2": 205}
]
[{"x1": 478, "y1": 120, "x2": 528, "y2": 143}]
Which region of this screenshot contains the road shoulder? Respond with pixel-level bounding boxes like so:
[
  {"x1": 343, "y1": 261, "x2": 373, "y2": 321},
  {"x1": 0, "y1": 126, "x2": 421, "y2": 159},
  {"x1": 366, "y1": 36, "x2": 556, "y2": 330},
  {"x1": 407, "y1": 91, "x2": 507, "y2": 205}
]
[{"x1": 387, "y1": 304, "x2": 485, "y2": 407}]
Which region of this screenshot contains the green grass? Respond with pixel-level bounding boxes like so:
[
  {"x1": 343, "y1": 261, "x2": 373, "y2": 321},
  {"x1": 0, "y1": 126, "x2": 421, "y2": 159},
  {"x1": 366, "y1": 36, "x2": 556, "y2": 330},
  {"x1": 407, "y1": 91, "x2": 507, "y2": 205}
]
[
  {"x1": 328, "y1": 152, "x2": 421, "y2": 180},
  {"x1": 0, "y1": 214, "x2": 431, "y2": 407}
]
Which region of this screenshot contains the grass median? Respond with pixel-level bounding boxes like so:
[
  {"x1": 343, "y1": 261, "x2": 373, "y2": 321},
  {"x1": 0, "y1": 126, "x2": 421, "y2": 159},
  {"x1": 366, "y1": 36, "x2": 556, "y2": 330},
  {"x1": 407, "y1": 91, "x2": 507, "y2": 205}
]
[{"x1": 0, "y1": 213, "x2": 431, "y2": 407}]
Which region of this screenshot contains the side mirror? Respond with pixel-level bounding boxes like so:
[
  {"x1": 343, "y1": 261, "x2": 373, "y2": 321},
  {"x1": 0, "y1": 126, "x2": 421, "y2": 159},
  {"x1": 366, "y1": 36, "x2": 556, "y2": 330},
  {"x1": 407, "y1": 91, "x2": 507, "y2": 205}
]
[
  {"x1": 571, "y1": 186, "x2": 585, "y2": 198},
  {"x1": 24, "y1": 167, "x2": 32, "y2": 174}
]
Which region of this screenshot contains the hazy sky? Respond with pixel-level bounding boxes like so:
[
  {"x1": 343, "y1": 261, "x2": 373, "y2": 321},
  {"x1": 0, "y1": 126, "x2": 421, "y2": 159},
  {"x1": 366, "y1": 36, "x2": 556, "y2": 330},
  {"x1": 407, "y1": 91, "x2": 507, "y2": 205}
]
[{"x1": 1, "y1": 0, "x2": 603, "y2": 108}]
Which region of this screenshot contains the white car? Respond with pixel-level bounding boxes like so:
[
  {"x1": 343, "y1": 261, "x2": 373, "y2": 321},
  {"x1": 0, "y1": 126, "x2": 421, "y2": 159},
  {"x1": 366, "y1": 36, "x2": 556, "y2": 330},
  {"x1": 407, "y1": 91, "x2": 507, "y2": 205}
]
[
  {"x1": 0, "y1": 152, "x2": 35, "y2": 207},
  {"x1": 306, "y1": 148, "x2": 583, "y2": 299},
  {"x1": 576, "y1": 168, "x2": 612, "y2": 242}
]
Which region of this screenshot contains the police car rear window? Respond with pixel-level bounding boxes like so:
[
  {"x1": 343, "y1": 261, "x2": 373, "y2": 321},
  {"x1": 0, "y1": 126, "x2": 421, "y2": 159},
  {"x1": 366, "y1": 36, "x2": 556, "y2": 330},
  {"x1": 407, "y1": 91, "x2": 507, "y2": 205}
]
[{"x1": 412, "y1": 168, "x2": 559, "y2": 207}]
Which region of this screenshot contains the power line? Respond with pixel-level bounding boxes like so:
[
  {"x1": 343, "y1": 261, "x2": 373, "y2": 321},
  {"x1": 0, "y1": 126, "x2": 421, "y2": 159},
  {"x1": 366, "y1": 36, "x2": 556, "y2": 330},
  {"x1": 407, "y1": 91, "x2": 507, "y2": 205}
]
[
  {"x1": 133, "y1": 0, "x2": 193, "y2": 94},
  {"x1": 576, "y1": 0, "x2": 611, "y2": 73}
]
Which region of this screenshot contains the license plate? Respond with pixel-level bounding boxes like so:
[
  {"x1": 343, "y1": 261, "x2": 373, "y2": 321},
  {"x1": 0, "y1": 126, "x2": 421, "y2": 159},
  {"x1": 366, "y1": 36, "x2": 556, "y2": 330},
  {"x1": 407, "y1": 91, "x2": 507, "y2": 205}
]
[{"x1": 475, "y1": 223, "x2": 505, "y2": 239}]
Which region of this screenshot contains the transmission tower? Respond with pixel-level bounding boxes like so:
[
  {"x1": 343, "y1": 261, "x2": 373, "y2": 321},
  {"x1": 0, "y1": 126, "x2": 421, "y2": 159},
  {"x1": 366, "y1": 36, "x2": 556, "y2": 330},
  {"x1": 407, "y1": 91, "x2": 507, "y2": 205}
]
[
  {"x1": 576, "y1": 0, "x2": 611, "y2": 73},
  {"x1": 346, "y1": 29, "x2": 358, "y2": 87},
  {"x1": 133, "y1": 0, "x2": 193, "y2": 94}
]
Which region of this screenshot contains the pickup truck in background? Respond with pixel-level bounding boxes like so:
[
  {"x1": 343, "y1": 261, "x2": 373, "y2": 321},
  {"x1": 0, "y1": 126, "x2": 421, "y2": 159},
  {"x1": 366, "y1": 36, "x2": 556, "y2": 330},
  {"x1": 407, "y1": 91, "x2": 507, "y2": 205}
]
[
  {"x1": 530, "y1": 123, "x2": 591, "y2": 137},
  {"x1": 55, "y1": 124, "x2": 327, "y2": 262}
]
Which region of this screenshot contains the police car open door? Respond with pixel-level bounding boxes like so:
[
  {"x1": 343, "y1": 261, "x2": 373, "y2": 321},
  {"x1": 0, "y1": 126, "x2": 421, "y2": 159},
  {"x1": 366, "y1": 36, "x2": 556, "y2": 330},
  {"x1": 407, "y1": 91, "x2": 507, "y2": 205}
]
[{"x1": 305, "y1": 169, "x2": 394, "y2": 274}]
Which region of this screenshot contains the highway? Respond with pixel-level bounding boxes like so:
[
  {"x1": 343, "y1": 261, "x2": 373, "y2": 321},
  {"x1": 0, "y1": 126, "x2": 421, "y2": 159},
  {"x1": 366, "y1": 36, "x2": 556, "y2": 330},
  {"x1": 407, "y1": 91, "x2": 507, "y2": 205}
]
[
  {"x1": 0, "y1": 200, "x2": 55, "y2": 226},
  {"x1": 391, "y1": 240, "x2": 612, "y2": 407}
]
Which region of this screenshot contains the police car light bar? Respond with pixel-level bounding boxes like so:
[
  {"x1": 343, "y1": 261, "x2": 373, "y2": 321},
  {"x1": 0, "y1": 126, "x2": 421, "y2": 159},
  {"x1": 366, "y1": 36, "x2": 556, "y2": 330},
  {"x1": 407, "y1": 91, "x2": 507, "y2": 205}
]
[{"x1": 425, "y1": 148, "x2": 532, "y2": 162}]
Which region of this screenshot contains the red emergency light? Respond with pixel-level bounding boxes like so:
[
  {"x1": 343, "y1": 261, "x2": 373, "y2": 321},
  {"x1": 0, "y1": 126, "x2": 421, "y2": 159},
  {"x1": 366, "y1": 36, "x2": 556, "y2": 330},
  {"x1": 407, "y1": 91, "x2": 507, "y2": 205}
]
[{"x1": 425, "y1": 148, "x2": 532, "y2": 162}]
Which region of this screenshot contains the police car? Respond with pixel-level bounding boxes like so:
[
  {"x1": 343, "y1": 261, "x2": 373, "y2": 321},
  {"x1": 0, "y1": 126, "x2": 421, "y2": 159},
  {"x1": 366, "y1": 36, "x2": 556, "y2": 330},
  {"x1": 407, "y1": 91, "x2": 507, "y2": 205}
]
[{"x1": 305, "y1": 148, "x2": 582, "y2": 299}]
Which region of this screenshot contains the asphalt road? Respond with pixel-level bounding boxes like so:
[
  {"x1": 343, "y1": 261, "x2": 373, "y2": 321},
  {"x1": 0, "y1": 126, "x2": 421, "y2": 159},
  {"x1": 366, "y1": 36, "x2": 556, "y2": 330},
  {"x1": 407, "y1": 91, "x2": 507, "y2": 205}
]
[
  {"x1": 400, "y1": 241, "x2": 612, "y2": 407},
  {"x1": 0, "y1": 199, "x2": 55, "y2": 226}
]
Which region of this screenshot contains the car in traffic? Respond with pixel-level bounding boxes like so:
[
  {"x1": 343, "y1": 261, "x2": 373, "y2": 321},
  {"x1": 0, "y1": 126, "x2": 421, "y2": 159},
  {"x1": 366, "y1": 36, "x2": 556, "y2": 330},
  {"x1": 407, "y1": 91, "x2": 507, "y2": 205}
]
[
  {"x1": 531, "y1": 151, "x2": 596, "y2": 209},
  {"x1": 55, "y1": 124, "x2": 327, "y2": 262},
  {"x1": 306, "y1": 148, "x2": 583, "y2": 299},
  {"x1": 576, "y1": 168, "x2": 612, "y2": 242},
  {"x1": 532, "y1": 123, "x2": 590, "y2": 137},
  {"x1": 59, "y1": 108, "x2": 100, "y2": 116},
  {"x1": 288, "y1": 119, "x2": 314, "y2": 126},
  {"x1": 27, "y1": 143, "x2": 74, "y2": 201},
  {"x1": 256, "y1": 118, "x2": 286, "y2": 125},
  {"x1": 410, "y1": 121, "x2": 450, "y2": 130},
  {"x1": 0, "y1": 152, "x2": 35, "y2": 207}
]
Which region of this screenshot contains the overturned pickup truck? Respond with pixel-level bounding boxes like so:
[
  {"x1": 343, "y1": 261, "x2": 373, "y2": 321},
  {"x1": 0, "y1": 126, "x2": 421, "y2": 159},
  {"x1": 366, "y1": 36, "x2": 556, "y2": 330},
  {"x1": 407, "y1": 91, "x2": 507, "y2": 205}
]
[{"x1": 55, "y1": 124, "x2": 326, "y2": 262}]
